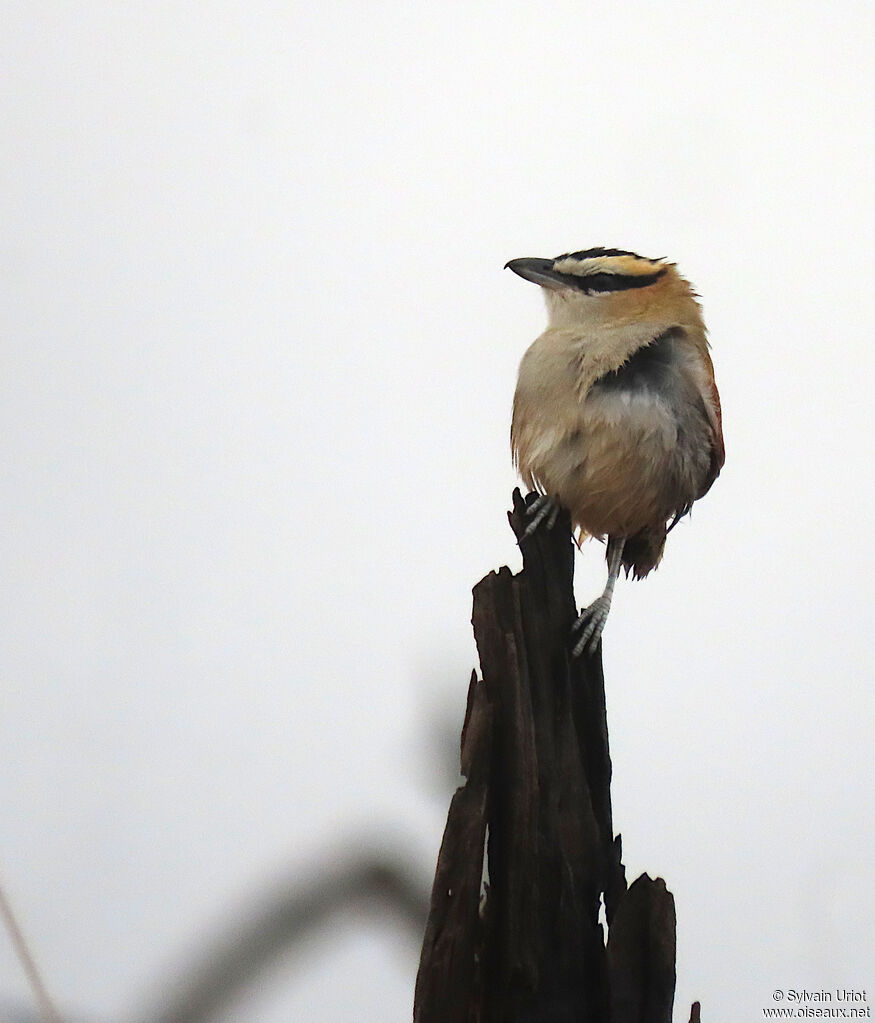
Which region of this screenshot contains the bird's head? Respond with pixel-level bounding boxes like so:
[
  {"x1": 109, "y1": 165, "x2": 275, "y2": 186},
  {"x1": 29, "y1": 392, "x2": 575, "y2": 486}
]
[{"x1": 505, "y1": 247, "x2": 700, "y2": 329}]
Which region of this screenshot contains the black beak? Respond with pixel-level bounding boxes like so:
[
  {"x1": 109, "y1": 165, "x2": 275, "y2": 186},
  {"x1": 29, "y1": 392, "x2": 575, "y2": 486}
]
[{"x1": 505, "y1": 257, "x2": 566, "y2": 289}]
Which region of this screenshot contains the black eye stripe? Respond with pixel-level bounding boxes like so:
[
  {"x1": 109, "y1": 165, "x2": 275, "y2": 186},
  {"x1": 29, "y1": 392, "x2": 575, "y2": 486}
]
[{"x1": 557, "y1": 269, "x2": 667, "y2": 294}]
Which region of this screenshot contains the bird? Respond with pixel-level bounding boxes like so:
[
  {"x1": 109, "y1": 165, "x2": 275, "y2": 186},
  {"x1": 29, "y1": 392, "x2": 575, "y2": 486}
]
[{"x1": 507, "y1": 247, "x2": 724, "y2": 655}]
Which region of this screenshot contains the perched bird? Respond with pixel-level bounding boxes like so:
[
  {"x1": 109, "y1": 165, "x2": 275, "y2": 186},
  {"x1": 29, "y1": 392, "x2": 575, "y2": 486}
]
[{"x1": 507, "y1": 247, "x2": 724, "y2": 654}]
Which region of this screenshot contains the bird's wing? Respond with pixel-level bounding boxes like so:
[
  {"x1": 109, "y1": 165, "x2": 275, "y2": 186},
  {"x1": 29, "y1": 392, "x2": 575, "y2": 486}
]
[{"x1": 695, "y1": 356, "x2": 725, "y2": 498}]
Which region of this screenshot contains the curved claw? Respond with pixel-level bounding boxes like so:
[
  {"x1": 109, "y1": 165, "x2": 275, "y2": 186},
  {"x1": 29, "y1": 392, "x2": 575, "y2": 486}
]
[
  {"x1": 521, "y1": 494, "x2": 561, "y2": 540},
  {"x1": 571, "y1": 595, "x2": 612, "y2": 657}
]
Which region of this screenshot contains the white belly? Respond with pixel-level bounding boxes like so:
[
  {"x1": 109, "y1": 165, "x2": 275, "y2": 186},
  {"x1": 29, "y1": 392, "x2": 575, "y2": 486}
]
[
  {"x1": 512, "y1": 328, "x2": 716, "y2": 538},
  {"x1": 531, "y1": 387, "x2": 709, "y2": 537}
]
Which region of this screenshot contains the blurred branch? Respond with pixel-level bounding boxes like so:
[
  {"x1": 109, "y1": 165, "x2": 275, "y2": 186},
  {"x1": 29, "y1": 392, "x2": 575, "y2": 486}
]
[
  {"x1": 0, "y1": 880, "x2": 62, "y2": 1023},
  {"x1": 136, "y1": 849, "x2": 428, "y2": 1023}
]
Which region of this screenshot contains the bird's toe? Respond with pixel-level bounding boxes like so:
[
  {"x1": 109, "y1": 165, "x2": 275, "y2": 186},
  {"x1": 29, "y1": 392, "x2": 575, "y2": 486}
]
[
  {"x1": 521, "y1": 494, "x2": 561, "y2": 540},
  {"x1": 571, "y1": 596, "x2": 611, "y2": 657}
]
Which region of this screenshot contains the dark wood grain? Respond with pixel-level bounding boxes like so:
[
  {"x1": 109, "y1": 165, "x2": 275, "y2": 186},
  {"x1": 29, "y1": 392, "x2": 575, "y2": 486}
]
[{"x1": 414, "y1": 490, "x2": 692, "y2": 1022}]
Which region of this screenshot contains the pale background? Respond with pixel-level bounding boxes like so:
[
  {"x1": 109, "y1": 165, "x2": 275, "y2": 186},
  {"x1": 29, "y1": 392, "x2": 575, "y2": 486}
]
[{"x1": 2, "y1": 2, "x2": 873, "y2": 1020}]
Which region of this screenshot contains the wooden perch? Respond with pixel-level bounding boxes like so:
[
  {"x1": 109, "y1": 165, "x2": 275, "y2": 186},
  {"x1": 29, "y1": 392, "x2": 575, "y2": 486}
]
[{"x1": 415, "y1": 490, "x2": 695, "y2": 1023}]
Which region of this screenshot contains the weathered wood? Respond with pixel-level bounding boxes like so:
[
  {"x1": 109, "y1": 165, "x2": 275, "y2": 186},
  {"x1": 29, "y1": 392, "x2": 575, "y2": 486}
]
[
  {"x1": 414, "y1": 672, "x2": 491, "y2": 1023},
  {"x1": 606, "y1": 874, "x2": 676, "y2": 1023},
  {"x1": 414, "y1": 490, "x2": 691, "y2": 1022}
]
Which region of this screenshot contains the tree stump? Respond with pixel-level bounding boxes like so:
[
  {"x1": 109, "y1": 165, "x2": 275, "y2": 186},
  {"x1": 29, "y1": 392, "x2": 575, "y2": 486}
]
[{"x1": 414, "y1": 490, "x2": 692, "y2": 1023}]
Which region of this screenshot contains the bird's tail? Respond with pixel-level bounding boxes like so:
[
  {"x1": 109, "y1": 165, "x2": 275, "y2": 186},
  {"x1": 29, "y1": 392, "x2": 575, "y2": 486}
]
[{"x1": 621, "y1": 526, "x2": 667, "y2": 580}]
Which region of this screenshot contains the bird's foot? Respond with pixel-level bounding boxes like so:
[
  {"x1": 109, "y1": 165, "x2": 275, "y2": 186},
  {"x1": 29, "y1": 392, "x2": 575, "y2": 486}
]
[
  {"x1": 571, "y1": 595, "x2": 612, "y2": 657},
  {"x1": 521, "y1": 494, "x2": 561, "y2": 540}
]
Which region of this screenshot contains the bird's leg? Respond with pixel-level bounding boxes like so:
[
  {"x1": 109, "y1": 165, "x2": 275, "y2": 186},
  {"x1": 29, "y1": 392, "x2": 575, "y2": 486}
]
[
  {"x1": 521, "y1": 493, "x2": 561, "y2": 540},
  {"x1": 571, "y1": 536, "x2": 626, "y2": 656}
]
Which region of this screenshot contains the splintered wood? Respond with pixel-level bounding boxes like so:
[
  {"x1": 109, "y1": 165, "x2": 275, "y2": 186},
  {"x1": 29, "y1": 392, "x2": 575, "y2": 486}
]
[{"x1": 414, "y1": 489, "x2": 690, "y2": 1023}]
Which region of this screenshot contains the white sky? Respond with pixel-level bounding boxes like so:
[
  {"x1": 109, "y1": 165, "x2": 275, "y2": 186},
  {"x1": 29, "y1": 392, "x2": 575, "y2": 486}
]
[{"x1": 2, "y1": 2, "x2": 873, "y2": 1020}]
